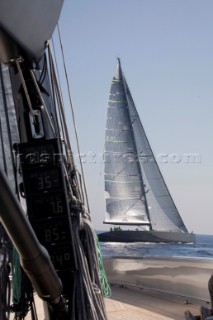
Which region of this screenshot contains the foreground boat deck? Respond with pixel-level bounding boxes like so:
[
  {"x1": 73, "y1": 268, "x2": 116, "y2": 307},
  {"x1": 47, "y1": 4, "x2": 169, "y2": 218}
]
[
  {"x1": 27, "y1": 283, "x2": 202, "y2": 319},
  {"x1": 106, "y1": 284, "x2": 201, "y2": 320}
]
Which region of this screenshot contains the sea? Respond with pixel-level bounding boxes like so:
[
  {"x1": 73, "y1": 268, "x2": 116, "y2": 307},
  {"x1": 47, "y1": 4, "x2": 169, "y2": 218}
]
[{"x1": 98, "y1": 233, "x2": 213, "y2": 259}]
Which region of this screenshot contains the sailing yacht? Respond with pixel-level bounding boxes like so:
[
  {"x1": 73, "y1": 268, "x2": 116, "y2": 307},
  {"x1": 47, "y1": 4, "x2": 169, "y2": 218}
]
[{"x1": 98, "y1": 59, "x2": 195, "y2": 243}]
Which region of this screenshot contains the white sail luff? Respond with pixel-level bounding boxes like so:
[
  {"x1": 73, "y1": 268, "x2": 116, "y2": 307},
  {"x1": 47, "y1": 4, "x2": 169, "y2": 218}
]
[{"x1": 104, "y1": 59, "x2": 150, "y2": 225}]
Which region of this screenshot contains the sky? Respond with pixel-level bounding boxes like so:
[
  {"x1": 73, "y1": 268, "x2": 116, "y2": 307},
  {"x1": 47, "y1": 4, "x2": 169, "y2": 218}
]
[{"x1": 53, "y1": 0, "x2": 213, "y2": 235}]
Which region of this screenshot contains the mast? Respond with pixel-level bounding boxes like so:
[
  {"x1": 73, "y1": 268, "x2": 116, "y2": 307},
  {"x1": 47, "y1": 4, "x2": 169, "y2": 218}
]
[{"x1": 0, "y1": 168, "x2": 65, "y2": 310}]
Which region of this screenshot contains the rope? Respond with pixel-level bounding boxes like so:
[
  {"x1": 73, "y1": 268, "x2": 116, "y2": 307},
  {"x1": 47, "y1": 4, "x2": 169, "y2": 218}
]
[
  {"x1": 38, "y1": 54, "x2": 48, "y2": 86},
  {"x1": 71, "y1": 216, "x2": 108, "y2": 320},
  {"x1": 0, "y1": 228, "x2": 11, "y2": 320},
  {"x1": 0, "y1": 259, "x2": 11, "y2": 320},
  {"x1": 96, "y1": 236, "x2": 111, "y2": 298},
  {"x1": 12, "y1": 247, "x2": 22, "y2": 304}
]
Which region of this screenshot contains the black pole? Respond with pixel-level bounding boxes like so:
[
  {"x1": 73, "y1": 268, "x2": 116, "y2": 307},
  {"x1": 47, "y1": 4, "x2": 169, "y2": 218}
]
[{"x1": 0, "y1": 168, "x2": 68, "y2": 316}]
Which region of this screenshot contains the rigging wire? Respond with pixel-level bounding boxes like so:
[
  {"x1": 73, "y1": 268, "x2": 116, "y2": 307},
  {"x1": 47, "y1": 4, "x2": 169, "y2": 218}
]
[
  {"x1": 51, "y1": 27, "x2": 109, "y2": 319},
  {"x1": 47, "y1": 44, "x2": 84, "y2": 204},
  {"x1": 29, "y1": 69, "x2": 56, "y2": 136},
  {"x1": 56, "y1": 23, "x2": 90, "y2": 213},
  {"x1": 51, "y1": 37, "x2": 64, "y2": 105},
  {"x1": 47, "y1": 43, "x2": 70, "y2": 160},
  {"x1": 51, "y1": 37, "x2": 71, "y2": 154},
  {"x1": 14, "y1": 59, "x2": 35, "y2": 122}
]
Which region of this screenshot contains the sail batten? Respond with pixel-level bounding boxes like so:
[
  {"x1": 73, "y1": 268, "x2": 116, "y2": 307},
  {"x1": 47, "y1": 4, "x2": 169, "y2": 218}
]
[{"x1": 104, "y1": 59, "x2": 188, "y2": 233}]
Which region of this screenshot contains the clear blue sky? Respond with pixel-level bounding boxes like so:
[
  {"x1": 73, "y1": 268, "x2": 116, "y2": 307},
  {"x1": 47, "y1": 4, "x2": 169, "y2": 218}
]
[{"x1": 53, "y1": 0, "x2": 213, "y2": 235}]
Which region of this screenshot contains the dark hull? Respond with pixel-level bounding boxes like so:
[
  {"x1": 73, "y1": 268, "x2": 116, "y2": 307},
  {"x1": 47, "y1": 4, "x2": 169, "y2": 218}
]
[{"x1": 98, "y1": 230, "x2": 195, "y2": 243}]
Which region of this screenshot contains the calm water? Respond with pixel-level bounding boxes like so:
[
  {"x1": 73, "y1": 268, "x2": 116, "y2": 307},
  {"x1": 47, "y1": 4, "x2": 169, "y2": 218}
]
[{"x1": 99, "y1": 234, "x2": 213, "y2": 259}]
